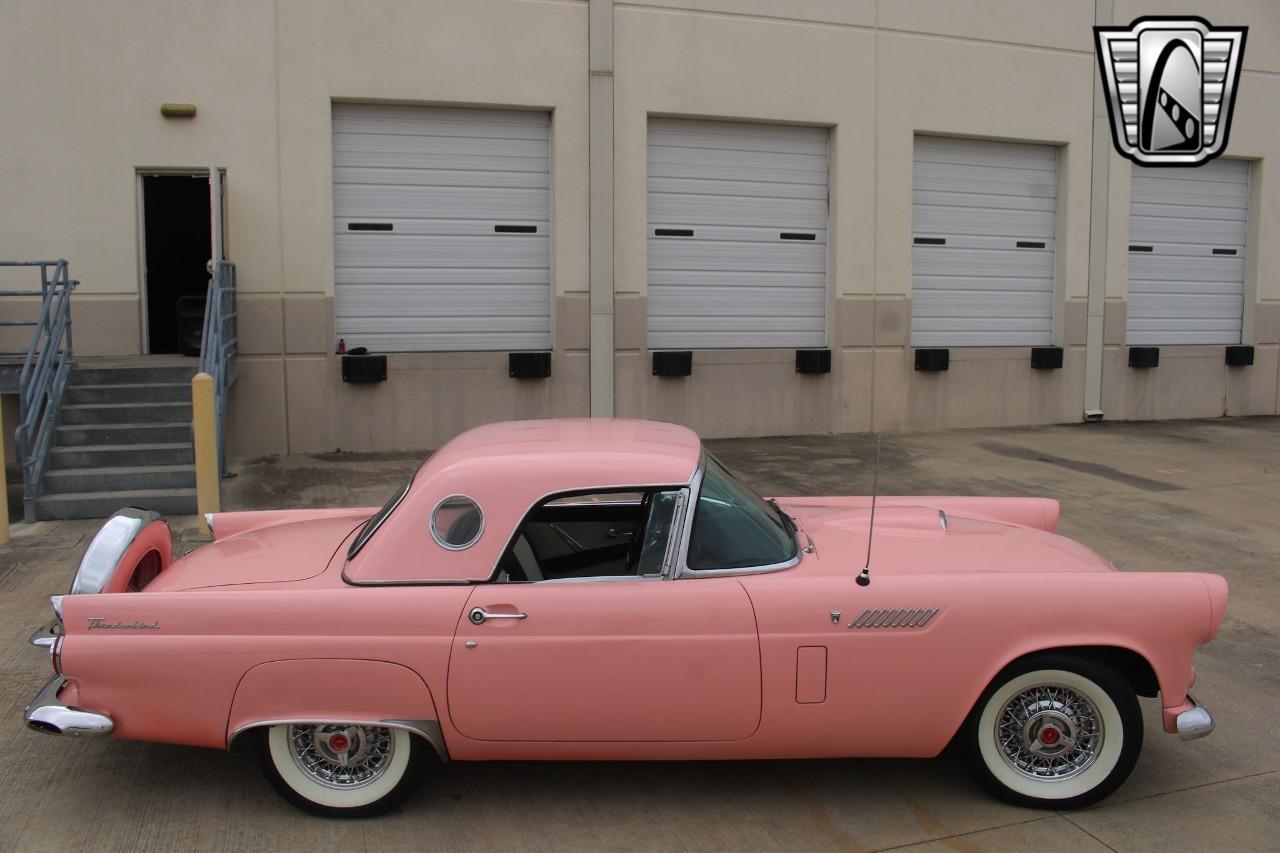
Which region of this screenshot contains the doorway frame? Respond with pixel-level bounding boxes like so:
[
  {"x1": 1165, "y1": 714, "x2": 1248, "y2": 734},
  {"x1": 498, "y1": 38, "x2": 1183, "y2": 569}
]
[{"x1": 134, "y1": 167, "x2": 224, "y2": 355}]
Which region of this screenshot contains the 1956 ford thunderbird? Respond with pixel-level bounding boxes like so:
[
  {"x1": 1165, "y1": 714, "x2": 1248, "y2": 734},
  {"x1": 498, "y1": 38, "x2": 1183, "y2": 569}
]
[{"x1": 25, "y1": 419, "x2": 1225, "y2": 817}]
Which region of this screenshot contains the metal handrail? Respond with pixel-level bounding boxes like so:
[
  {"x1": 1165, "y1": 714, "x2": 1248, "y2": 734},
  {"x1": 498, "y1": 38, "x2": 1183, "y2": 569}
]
[
  {"x1": 1, "y1": 260, "x2": 76, "y2": 522},
  {"x1": 198, "y1": 260, "x2": 237, "y2": 474}
]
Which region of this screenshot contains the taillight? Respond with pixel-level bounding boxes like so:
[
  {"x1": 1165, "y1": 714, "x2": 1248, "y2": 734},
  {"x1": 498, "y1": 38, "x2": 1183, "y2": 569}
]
[{"x1": 51, "y1": 635, "x2": 63, "y2": 675}]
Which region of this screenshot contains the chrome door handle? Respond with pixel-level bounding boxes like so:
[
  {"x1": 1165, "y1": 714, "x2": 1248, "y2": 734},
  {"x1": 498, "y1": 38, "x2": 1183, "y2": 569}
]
[{"x1": 468, "y1": 607, "x2": 527, "y2": 625}]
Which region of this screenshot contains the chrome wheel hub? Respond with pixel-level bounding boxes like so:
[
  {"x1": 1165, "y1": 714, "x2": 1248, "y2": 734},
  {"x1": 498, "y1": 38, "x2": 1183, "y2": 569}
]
[
  {"x1": 287, "y1": 724, "x2": 395, "y2": 789},
  {"x1": 995, "y1": 684, "x2": 1104, "y2": 781}
]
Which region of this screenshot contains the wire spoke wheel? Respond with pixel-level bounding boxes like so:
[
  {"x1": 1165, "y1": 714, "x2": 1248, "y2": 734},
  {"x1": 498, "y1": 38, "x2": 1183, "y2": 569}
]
[
  {"x1": 962, "y1": 657, "x2": 1142, "y2": 809},
  {"x1": 259, "y1": 722, "x2": 424, "y2": 816},
  {"x1": 287, "y1": 724, "x2": 397, "y2": 790},
  {"x1": 995, "y1": 683, "x2": 1104, "y2": 782}
]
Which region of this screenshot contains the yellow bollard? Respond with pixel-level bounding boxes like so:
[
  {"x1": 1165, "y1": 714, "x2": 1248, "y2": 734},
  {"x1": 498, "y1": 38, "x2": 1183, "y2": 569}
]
[
  {"x1": 0, "y1": 395, "x2": 9, "y2": 546},
  {"x1": 191, "y1": 373, "x2": 220, "y2": 536}
]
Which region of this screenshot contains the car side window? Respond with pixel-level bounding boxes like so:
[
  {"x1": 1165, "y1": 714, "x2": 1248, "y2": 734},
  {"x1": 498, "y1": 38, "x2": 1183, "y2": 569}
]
[
  {"x1": 687, "y1": 456, "x2": 795, "y2": 570},
  {"x1": 494, "y1": 489, "x2": 684, "y2": 582},
  {"x1": 636, "y1": 490, "x2": 684, "y2": 576},
  {"x1": 431, "y1": 494, "x2": 485, "y2": 550}
]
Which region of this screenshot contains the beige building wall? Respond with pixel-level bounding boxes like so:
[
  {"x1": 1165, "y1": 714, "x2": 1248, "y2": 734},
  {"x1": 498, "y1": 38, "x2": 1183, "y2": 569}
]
[
  {"x1": 614, "y1": 0, "x2": 1098, "y2": 436},
  {"x1": 249, "y1": 0, "x2": 593, "y2": 456},
  {"x1": 1, "y1": 0, "x2": 1276, "y2": 457},
  {"x1": 0, "y1": 1, "x2": 281, "y2": 357}
]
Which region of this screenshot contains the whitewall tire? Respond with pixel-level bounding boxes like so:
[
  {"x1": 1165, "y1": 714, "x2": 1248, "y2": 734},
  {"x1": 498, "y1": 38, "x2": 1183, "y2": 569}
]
[
  {"x1": 255, "y1": 724, "x2": 428, "y2": 817},
  {"x1": 960, "y1": 654, "x2": 1143, "y2": 809}
]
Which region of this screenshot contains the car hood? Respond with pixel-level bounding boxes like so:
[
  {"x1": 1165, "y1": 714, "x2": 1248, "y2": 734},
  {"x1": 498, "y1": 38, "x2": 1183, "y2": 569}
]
[
  {"x1": 146, "y1": 511, "x2": 370, "y2": 591},
  {"x1": 778, "y1": 498, "x2": 1113, "y2": 576}
]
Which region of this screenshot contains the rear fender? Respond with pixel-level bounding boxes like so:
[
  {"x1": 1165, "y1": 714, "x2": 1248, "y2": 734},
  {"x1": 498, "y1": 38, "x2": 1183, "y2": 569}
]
[
  {"x1": 207, "y1": 508, "x2": 378, "y2": 541},
  {"x1": 225, "y1": 659, "x2": 447, "y2": 760}
]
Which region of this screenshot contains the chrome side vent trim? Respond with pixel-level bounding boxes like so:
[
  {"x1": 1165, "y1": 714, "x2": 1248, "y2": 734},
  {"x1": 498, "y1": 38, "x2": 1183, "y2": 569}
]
[{"x1": 849, "y1": 607, "x2": 938, "y2": 629}]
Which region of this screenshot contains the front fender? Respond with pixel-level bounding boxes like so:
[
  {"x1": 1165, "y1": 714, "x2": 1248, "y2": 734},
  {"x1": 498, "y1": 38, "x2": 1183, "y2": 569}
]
[
  {"x1": 225, "y1": 659, "x2": 447, "y2": 759},
  {"x1": 945, "y1": 571, "x2": 1226, "y2": 746}
]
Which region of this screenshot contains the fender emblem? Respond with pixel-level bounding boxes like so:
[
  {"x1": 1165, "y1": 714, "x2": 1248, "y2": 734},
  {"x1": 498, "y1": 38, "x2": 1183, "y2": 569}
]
[{"x1": 87, "y1": 617, "x2": 159, "y2": 630}]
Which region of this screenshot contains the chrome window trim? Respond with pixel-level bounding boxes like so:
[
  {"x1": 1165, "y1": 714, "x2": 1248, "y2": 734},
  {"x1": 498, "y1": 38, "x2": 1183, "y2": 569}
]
[
  {"x1": 344, "y1": 577, "x2": 477, "y2": 587},
  {"x1": 545, "y1": 494, "x2": 644, "y2": 508},
  {"x1": 669, "y1": 461, "x2": 702, "y2": 579},
  {"x1": 657, "y1": 489, "x2": 689, "y2": 579},
  {"x1": 429, "y1": 494, "x2": 486, "y2": 551},
  {"x1": 347, "y1": 476, "x2": 413, "y2": 559},
  {"x1": 677, "y1": 553, "x2": 802, "y2": 579},
  {"x1": 533, "y1": 575, "x2": 654, "y2": 585},
  {"x1": 674, "y1": 453, "x2": 803, "y2": 579}
]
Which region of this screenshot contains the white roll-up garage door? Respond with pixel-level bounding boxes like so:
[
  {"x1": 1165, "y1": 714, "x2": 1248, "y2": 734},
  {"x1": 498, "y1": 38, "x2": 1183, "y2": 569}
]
[
  {"x1": 911, "y1": 136, "x2": 1058, "y2": 347},
  {"x1": 332, "y1": 103, "x2": 551, "y2": 352},
  {"x1": 1127, "y1": 159, "x2": 1249, "y2": 345},
  {"x1": 647, "y1": 118, "x2": 828, "y2": 349}
]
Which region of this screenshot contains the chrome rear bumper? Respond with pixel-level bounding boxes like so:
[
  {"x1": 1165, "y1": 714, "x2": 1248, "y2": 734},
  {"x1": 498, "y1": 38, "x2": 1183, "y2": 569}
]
[
  {"x1": 1176, "y1": 692, "x2": 1215, "y2": 741},
  {"x1": 24, "y1": 676, "x2": 114, "y2": 738}
]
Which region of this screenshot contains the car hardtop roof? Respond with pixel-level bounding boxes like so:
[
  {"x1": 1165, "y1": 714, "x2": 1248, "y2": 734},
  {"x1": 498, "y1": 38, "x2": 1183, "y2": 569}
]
[
  {"x1": 422, "y1": 418, "x2": 703, "y2": 488},
  {"x1": 343, "y1": 419, "x2": 704, "y2": 584}
]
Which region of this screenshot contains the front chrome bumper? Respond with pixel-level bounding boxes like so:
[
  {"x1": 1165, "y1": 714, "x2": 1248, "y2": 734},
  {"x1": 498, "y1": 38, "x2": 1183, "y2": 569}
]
[
  {"x1": 1175, "y1": 692, "x2": 1215, "y2": 741},
  {"x1": 24, "y1": 676, "x2": 114, "y2": 738}
]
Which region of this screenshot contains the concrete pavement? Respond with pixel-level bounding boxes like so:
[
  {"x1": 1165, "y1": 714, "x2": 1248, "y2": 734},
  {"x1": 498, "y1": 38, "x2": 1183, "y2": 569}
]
[{"x1": 2, "y1": 417, "x2": 1277, "y2": 851}]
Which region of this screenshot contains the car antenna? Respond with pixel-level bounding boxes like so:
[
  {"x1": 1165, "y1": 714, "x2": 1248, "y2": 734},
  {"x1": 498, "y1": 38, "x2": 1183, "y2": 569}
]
[{"x1": 857, "y1": 436, "x2": 881, "y2": 587}]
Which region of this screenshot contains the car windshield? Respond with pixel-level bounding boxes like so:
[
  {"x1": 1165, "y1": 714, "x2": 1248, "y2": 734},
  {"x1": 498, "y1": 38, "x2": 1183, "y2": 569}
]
[
  {"x1": 687, "y1": 454, "x2": 797, "y2": 570},
  {"x1": 347, "y1": 471, "x2": 415, "y2": 559}
]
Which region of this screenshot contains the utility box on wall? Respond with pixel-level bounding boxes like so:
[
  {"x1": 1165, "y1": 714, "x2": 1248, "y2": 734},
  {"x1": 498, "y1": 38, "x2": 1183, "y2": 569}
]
[
  {"x1": 795, "y1": 349, "x2": 831, "y2": 374},
  {"x1": 652, "y1": 351, "x2": 693, "y2": 377},
  {"x1": 1030, "y1": 347, "x2": 1063, "y2": 370},
  {"x1": 509, "y1": 352, "x2": 552, "y2": 379},
  {"x1": 1225, "y1": 345, "x2": 1254, "y2": 367},
  {"x1": 341, "y1": 354, "x2": 387, "y2": 383},
  {"x1": 914, "y1": 349, "x2": 950, "y2": 372},
  {"x1": 1128, "y1": 347, "x2": 1160, "y2": 369}
]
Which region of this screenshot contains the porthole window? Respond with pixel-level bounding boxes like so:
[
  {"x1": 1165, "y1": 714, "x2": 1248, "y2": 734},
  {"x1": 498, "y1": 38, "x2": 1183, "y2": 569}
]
[{"x1": 430, "y1": 495, "x2": 484, "y2": 550}]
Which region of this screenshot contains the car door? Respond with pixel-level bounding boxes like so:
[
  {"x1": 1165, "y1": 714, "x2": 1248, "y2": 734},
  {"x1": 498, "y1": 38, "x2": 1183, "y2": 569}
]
[
  {"x1": 446, "y1": 492, "x2": 762, "y2": 743},
  {"x1": 448, "y1": 579, "x2": 760, "y2": 742}
]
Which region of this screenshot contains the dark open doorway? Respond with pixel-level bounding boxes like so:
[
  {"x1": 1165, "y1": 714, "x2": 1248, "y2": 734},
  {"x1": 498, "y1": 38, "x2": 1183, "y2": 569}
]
[{"x1": 142, "y1": 174, "x2": 210, "y2": 355}]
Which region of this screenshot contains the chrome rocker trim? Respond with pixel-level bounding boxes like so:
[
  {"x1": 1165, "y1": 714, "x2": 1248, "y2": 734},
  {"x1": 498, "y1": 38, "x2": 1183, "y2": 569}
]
[
  {"x1": 24, "y1": 676, "x2": 114, "y2": 738},
  {"x1": 1176, "y1": 692, "x2": 1215, "y2": 741}
]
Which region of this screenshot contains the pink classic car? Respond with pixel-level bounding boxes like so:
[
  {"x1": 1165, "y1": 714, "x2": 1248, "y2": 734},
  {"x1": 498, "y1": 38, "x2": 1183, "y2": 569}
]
[{"x1": 26, "y1": 419, "x2": 1225, "y2": 817}]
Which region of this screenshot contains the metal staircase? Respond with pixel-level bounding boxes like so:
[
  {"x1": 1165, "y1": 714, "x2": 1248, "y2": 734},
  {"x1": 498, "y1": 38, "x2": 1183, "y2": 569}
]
[
  {"x1": 3, "y1": 257, "x2": 237, "y2": 521},
  {"x1": 40, "y1": 359, "x2": 199, "y2": 519},
  {"x1": 1, "y1": 260, "x2": 75, "y2": 521}
]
